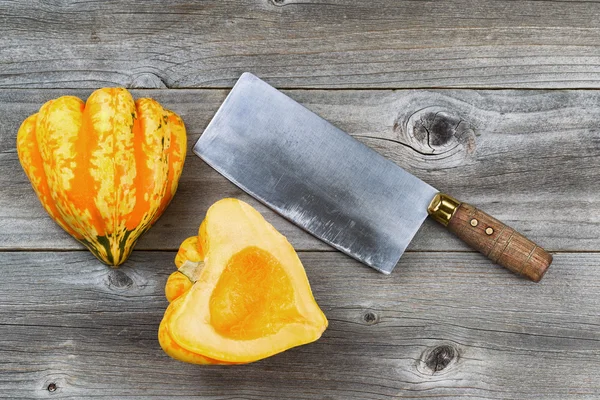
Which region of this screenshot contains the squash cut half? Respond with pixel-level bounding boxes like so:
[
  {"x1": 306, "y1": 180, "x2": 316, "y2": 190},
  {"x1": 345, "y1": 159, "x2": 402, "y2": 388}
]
[{"x1": 159, "y1": 198, "x2": 328, "y2": 364}]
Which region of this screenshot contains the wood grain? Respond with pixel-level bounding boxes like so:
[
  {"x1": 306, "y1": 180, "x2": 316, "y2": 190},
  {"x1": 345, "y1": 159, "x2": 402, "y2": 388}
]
[
  {"x1": 3, "y1": 1, "x2": 599, "y2": 399},
  {"x1": 447, "y1": 202, "x2": 553, "y2": 282},
  {"x1": 0, "y1": 251, "x2": 599, "y2": 399},
  {"x1": 1, "y1": 88, "x2": 599, "y2": 252},
  {"x1": 2, "y1": 0, "x2": 600, "y2": 89}
]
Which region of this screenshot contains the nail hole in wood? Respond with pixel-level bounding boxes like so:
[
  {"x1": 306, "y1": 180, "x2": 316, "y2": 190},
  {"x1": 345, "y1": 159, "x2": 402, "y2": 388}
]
[{"x1": 47, "y1": 383, "x2": 57, "y2": 392}]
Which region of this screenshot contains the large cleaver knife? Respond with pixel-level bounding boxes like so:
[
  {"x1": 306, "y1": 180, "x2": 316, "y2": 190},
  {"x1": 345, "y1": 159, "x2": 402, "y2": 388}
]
[{"x1": 194, "y1": 73, "x2": 552, "y2": 282}]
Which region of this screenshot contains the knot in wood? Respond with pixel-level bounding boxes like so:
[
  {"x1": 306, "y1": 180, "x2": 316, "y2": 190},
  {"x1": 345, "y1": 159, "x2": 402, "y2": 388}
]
[
  {"x1": 47, "y1": 383, "x2": 57, "y2": 392},
  {"x1": 420, "y1": 344, "x2": 458, "y2": 374},
  {"x1": 426, "y1": 345, "x2": 455, "y2": 372},
  {"x1": 270, "y1": 0, "x2": 286, "y2": 5},
  {"x1": 363, "y1": 311, "x2": 379, "y2": 325},
  {"x1": 416, "y1": 343, "x2": 459, "y2": 375},
  {"x1": 130, "y1": 72, "x2": 168, "y2": 89},
  {"x1": 108, "y1": 270, "x2": 133, "y2": 289},
  {"x1": 396, "y1": 106, "x2": 476, "y2": 164}
]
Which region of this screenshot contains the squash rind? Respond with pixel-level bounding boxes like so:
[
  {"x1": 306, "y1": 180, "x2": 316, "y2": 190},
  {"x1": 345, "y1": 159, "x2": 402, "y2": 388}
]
[{"x1": 16, "y1": 88, "x2": 186, "y2": 266}]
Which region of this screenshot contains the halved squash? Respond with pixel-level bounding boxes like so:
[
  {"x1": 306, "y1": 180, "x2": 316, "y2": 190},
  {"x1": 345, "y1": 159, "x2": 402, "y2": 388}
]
[{"x1": 159, "y1": 198, "x2": 328, "y2": 364}]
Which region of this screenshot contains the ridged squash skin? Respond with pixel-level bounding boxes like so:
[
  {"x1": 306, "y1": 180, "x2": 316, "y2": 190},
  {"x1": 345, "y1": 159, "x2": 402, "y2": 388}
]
[
  {"x1": 159, "y1": 199, "x2": 328, "y2": 364},
  {"x1": 16, "y1": 88, "x2": 186, "y2": 266}
]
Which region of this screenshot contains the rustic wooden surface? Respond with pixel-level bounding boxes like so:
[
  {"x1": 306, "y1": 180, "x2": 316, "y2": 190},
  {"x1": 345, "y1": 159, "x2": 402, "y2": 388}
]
[
  {"x1": 3, "y1": 0, "x2": 600, "y2": 89},
  {"x1": 1, "y1": 1, "x2": 600, "y2": 399}
]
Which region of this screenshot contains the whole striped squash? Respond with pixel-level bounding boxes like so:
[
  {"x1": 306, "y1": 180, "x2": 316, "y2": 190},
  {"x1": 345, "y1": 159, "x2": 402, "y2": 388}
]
[{"x1": 17, "y1": 88, "x2": 187, "y2": 266}]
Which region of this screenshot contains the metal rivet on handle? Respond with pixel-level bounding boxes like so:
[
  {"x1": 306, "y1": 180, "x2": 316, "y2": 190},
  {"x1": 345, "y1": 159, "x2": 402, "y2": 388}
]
[
  {"x1": 485, "y1": 227, "x2": 494, "y2": 235},
  {"x1": 470, "y1": 219, "x2": 478, "y2": 227}
]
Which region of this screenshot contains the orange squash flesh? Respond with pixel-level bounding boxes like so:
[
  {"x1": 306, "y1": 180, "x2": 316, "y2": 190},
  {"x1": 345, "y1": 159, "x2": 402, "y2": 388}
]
[
  {"x1": 16, "y1": 88, "x2": 186, "y2": 266},
  {"x1": 159, "y1": 198, "x2": 328, "y2": 364},
  {"x1": 209, "y1": 246, "x2": 304, "y2": 341}
]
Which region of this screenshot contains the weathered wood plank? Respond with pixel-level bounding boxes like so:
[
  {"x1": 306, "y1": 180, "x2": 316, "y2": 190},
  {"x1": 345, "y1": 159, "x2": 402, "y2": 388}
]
[
  {"x1": 0, "y1": 251, "x2": 598, "y2": 399},
  {"x1": 2, "y1": 0, "x2": 600, "y2": 89},
  {"x1": 1, "y1": 88, "x2": 599, "y2": 253}
]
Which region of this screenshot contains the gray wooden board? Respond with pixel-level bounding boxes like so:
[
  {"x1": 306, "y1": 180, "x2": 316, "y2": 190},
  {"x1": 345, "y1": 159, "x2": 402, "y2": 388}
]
[
  {"x1": 2, "y1": 1, "x2": 600, "y2": 399},
  {"x1": 0, "y1": 251, "x2": 598, "y2": 399},
  {"x1": 2, "y1": 0, "x2": 600, "y2": 89},
  {"x1": 1, "y1": 88, "x2": 599, "y2": 252}
]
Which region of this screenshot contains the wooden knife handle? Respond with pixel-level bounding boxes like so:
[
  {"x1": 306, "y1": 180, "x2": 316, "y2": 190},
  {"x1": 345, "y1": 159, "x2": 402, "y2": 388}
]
[{"x1": 428, "y1": 193, "x2": 552, "y2": 282}]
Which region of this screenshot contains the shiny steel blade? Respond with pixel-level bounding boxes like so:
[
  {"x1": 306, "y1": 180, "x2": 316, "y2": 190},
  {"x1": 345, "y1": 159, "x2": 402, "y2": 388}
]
[{"x1": 194, "y1": 73, "x2": 438, "y2": 274}]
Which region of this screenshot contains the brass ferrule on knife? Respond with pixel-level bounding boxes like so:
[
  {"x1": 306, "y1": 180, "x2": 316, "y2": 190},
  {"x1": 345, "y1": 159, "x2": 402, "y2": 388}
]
[{"x1": 427, "y1": 193, "x2": 461, "y2": 226}]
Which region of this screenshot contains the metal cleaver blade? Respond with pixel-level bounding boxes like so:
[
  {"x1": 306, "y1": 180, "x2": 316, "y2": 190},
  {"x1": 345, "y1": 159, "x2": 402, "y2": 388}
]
[
  {"x1": 194, "y1": 72, "x2": 436, "y2": 274},
  {"x1": 194, "y1": 72, "x2": 553, "y2": 281}
]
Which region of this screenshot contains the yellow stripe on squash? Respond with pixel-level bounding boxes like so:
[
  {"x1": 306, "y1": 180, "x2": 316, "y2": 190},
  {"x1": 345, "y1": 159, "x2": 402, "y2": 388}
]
[
  {"x1": 16, "y1": 88, "x2": 186, "y2": 266},
  {"x1": 159, "y1": 199, "x2": 328, "y2": 364}
]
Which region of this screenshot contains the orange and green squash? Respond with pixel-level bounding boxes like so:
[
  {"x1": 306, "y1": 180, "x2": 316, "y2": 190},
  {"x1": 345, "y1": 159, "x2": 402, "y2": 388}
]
[
  {"x1": 16, "y1": 88, "x2": 186, "y2": 266},
  {"x1": 159, "y1": 198, "x2": 328, "y2": 364}
]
